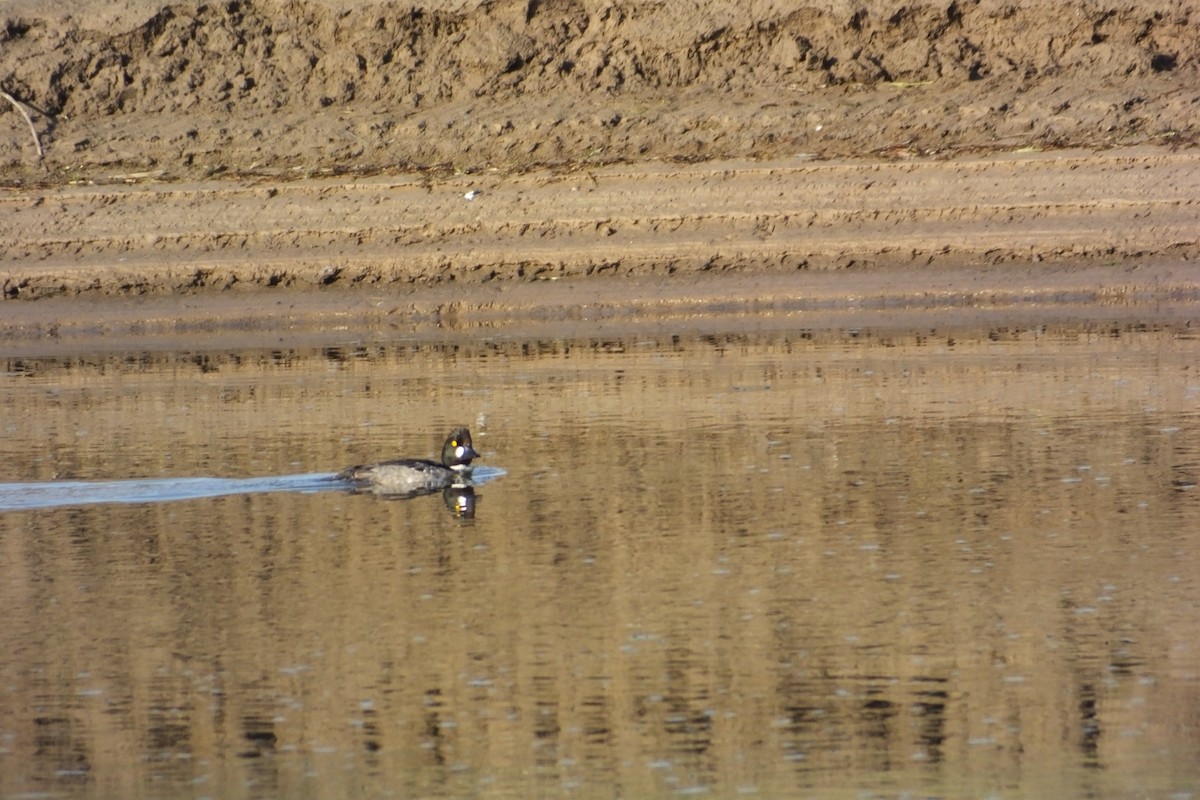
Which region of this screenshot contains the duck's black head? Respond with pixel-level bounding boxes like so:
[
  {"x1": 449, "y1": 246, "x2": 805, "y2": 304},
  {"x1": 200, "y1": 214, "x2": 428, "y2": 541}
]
[{"x1": 441, "y1": 427, "x2": 480, "y2": 470}]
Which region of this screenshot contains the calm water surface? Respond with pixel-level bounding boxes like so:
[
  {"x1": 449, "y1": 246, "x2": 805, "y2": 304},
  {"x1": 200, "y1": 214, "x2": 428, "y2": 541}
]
[{"x1": 1, "y1": 323, "x2": 1198, "y2": 799}]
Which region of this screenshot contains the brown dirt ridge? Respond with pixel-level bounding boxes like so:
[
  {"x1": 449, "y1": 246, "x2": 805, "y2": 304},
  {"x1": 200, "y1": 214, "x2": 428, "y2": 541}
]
[{"x1": 2, "y1": 0, "x2": 1196, "y2": 178}]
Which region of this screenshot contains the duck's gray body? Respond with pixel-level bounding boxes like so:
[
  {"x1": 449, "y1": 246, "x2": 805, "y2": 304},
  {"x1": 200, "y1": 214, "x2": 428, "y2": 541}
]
[
  {"x1": 337, "y1": 427, "x2": 479, "y2": 497},
  {"x1": 338, "y1": 458, "x2": 470, "y2": 494}
]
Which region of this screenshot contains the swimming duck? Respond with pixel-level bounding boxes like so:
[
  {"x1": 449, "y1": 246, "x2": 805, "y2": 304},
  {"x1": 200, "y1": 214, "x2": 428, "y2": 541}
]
[{"x1": 337, "y1": 427, "x2": 480, "y2": 496}]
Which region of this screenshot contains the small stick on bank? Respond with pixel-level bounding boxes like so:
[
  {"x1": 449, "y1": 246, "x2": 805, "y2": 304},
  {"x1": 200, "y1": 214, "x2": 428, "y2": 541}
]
[{"x1": 1, "y1": 89, "x2": 45, "y2": 160}]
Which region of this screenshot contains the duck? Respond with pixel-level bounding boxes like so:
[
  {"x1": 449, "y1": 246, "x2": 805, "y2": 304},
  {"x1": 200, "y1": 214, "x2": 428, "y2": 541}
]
[{"x1": 336, "y1": 427, "x2": 480, "y2": 496}]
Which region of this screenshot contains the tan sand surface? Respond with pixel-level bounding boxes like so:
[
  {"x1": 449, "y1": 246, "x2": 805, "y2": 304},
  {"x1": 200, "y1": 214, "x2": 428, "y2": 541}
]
[{"x1": 2, "y1": 0, "x2": 1198, "y2": 346}]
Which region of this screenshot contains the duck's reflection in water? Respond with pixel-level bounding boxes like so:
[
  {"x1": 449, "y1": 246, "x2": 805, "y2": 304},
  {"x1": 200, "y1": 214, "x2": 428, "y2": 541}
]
[
  {"x1": 343, "y1": 482, "x2": 479, "y2": 519},
  {"x1": 442, "y1": 485, "x2": 476, "y2": 518}
]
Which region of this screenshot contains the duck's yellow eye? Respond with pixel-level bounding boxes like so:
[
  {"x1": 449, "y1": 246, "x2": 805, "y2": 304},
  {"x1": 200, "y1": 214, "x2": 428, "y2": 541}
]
[{"x1": 451, "y1": 440, "x2": 458, "y2": 447}]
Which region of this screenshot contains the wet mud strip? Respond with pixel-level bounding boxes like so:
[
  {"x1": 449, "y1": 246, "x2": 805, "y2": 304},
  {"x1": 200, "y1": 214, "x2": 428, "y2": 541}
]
[{"x1": 3, "y1": 263, "x2": 1199, "y2": 359}]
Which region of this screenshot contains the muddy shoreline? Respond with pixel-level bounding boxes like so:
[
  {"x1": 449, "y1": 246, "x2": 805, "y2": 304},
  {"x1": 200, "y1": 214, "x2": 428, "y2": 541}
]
[
  {"x1": 4, "y1": 262, "x2": 1197, "y2": 359},
  {"x1": 3, "y1": 1, "x2": 1199, "y2": 354},
  {"x1": 4, "y1": 148, "x2": 1199, "y2": 356},
  {"x1": 4, "y1": 148, "x2": 1199, "y2": 347}
]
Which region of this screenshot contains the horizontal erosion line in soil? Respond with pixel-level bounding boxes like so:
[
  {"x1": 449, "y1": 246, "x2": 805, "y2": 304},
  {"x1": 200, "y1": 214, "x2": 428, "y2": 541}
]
[
  {"x1": 6, "y1": 240, "x2": 1199, "y2": 301},
  {"x1": 3, "y1": 148, "x2": 1193, "y2": 203},
  {"x1": 2, "y1": 174, "x2": 1192, "y2": 224},
  {"x1": 5, "y1": 199, "x2": 1194, "y2": 263}
]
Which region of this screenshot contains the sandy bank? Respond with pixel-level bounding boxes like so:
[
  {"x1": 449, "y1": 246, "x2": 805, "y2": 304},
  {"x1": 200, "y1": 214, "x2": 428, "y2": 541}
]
[
  {"x1": 2, "y1": 1, "x2": 1198, "y2": 353},
  {"x1": 3, "y1": 147, "x2": 1198, "y2": 297},
  {"x1": 3, "y1": 0, "x2": 1197, "y2": 179},
  {"x1": 3, "y1": 147, "x2": 1199, "y2": 354}
]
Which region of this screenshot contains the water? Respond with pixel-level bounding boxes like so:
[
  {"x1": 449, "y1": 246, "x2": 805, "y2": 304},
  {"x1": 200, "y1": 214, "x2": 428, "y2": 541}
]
[{"x1": 1, "y1": 323, "x2": 1198, "y2": 799}]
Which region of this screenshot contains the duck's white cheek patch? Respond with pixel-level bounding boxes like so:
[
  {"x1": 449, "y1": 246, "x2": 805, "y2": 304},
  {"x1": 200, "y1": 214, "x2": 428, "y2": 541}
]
[{"x1": 455, "y1": 446, "x2": 467, "y2": 458}]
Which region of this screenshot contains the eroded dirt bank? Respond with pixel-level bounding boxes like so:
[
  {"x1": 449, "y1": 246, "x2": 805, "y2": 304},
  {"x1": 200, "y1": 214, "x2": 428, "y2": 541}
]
[
  {"x1": 2, "y1": 0, "x2": 1197, "y2": 179},
  {"x1": 1, "y1": 0, "x2": 1198, "y2": 346}
]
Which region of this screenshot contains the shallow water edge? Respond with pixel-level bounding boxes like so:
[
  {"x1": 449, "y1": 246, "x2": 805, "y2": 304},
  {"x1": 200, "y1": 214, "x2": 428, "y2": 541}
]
[{"x1": 3, "y1": 263, "x2": 1198, "y2": 359}]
